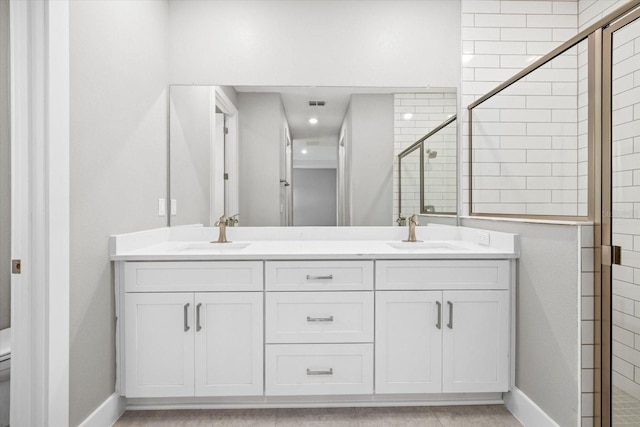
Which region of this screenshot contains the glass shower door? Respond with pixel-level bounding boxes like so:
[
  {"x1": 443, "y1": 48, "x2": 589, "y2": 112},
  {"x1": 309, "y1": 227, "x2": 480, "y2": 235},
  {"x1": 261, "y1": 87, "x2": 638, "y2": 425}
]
[{"x1": 607, "y1": 9, "x2": 640, "y2": 426}]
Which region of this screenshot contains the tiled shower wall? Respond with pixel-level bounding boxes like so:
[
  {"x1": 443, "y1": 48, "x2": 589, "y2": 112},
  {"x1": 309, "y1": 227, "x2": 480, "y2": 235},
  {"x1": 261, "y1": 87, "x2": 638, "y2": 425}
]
[
  {"x1": 462, "y1": 1, "x2": 583, "y2": 216},
  {"x1": 393, "y1": 93, "x2": 456, "y2": 220}
]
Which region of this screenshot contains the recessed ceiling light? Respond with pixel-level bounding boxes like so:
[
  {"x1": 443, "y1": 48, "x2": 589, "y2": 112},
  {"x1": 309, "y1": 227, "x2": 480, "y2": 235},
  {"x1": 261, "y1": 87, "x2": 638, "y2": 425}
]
[
  {"x1": 301, "y1": 149, "x2": 308, "y2": 154},
  {"x1": 309, "y1": 118, "x2": 318, "y2": 125},
  {"x1": 403, "y1": 113, "x2": 413, "y2": 120}
]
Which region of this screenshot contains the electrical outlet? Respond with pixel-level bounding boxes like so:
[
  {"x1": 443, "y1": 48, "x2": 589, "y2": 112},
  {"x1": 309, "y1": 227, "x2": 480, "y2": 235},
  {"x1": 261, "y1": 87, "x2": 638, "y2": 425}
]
[
  {"x1": 477, "y1": 230, "x2": 490, "y2": 246},
  {"x1": 171, "y1": 199, "x2": 177, "y2": 216},
  {"x1": 158, "y1": 198, "x2": 166, "y2": 216}
]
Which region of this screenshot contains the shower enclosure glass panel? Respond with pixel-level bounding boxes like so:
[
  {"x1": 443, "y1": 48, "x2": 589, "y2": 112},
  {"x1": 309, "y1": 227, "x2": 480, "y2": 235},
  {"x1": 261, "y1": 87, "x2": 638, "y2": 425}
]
[
  {"x1": 398, "y1": 145, "x2": 421, "y2": 218},
  {"x1": 609, "y1": 13, "x2": 640, "y2": 426},
  {"x1": 470, "y1": 38, "x2": 589, "y2": 218},
  {"x1": 423, "y1": 118, "x2": 457, "y2": 214}
]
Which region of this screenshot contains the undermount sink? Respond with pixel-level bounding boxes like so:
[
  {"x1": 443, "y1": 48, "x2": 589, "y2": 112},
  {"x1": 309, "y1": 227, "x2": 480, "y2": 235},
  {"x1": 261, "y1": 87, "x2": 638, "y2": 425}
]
[
  {"x1": 180, "y1": 242, "x2": 252, "y2": 251},
  {"x1": 386, "y1": 241, "x2": 464, "y2": 251}
]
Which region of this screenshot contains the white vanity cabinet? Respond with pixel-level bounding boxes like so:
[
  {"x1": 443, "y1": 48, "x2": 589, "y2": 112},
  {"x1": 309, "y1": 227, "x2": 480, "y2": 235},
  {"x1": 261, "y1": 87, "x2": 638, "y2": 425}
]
[
  {"x1": 375, "y1": 260, "x2": 511, "y2": 395},
  {"x1": 112, "y1": 230, "x2": 518, "y2": 408},
  {"x1": 120, "y1": 261, "x2": 264, "y2": 398}
]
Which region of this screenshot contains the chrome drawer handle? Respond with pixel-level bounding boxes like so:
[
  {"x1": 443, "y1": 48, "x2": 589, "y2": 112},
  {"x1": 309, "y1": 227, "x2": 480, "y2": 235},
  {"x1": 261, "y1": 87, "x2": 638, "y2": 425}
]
[
  {"x1": 184, "y1": 303, "x2": 190, "y2": 332},
  {"x1": 196, "y1": 303, "x2": 202, "y2": 332},
  {"x1": 306, "y1": 368, "x2": 333, "y2": 376},
  {"x1": 306, "y1": 316, "x2": 334, "y2": 322},
  {"x1": 447, "y1": 301, "x2": 453, "y2": 329},
  {"x1": 436, "y1": 301, "x2": 442, "y2": 330},
  {"x1": 306, "y1": 275, "x2": 333, "y2": 280}
]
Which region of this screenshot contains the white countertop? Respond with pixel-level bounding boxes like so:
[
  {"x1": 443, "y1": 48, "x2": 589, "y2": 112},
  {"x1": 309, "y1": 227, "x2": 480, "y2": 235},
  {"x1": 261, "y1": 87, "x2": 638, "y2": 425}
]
[{"x1": 110, "y1": 225, "x2": 519, "y2": 261}]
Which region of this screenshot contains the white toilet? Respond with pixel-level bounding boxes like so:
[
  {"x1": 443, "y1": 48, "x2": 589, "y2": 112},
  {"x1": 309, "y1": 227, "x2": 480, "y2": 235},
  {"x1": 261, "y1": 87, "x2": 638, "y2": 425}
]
[{"x1": 0, "y1": 328, "x2": 10, "y2": 427}]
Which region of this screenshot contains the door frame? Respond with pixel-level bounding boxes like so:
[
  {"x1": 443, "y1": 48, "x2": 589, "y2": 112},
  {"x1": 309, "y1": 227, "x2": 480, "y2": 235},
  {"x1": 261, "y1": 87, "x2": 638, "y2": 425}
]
[
  {"x1": 212, "y1": 86, "x2": 239, "y2": 221},
  {"x1": 600, "y1": 5, "x2": 640, "y2": 426},
  {"x1": 10, "y1": 1, "x2": 70, "y2": 425}
]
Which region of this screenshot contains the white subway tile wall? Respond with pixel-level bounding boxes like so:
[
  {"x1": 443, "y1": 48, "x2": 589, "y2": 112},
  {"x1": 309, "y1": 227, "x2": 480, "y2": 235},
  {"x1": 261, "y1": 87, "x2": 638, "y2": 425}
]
[
  {"x1": 581, "y1": 224, "x2": 596, "y2": 427},
  {"x1": 393, "y1": 93, "x2": 457, "y2": 220},
  {"x1": 610, "y1": 11, "x2": 640, "y2": 421},
  {"x1": 469, "y1": 35, "x2": 587, "y2": 217},
  {"x1": 462, "y1": 0, "x2": 578, "y2": 216}
]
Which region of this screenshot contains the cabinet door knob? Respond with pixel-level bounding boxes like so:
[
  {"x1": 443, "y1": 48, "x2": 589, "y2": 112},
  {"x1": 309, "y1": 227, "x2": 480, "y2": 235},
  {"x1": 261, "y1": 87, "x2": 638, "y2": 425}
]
[
  {"x1": 436, "y1": 301, "x2": 442, "y2": 329},
  {"x1": 447, "y1": 301, "x2": 453, "y2": 329},
  {"x1": 184, "y1": 303, "x2": 190, "y2": 332}
]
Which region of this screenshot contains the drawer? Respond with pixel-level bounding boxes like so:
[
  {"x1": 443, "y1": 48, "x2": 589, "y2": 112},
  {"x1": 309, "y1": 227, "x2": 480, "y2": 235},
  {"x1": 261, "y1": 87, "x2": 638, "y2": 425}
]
[
  {"x1": 376, "y1": 260, "x2": 510, "y2": 291},
  {"x1": 124, "y1": 261, "x2": 263, "y2": 292},
  {"x1": 265, "y1": 261, "x2": 373, "y2": 291},
  {"x1": 265, "y1": 343, "x2": 373, "y2": 396},
  {"x1": 266, "y1": 292, "x2": 374, "y2": 343}
]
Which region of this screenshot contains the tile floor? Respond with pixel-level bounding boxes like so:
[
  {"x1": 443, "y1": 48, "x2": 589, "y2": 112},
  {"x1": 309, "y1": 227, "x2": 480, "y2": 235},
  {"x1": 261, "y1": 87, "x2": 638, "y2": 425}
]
[
  {"x1": 114, "y1": 405, "x2": 522, "y2": 426},
  {"x1": 613, "y1": 387, "x2": 640, "y2": 426}
]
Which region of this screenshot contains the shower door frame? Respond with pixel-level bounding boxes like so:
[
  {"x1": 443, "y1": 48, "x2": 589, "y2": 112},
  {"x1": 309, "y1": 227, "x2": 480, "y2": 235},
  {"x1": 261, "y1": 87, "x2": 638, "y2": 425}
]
[{"x1": 600, "y1": 5, "x2": 640, "y2": 427}]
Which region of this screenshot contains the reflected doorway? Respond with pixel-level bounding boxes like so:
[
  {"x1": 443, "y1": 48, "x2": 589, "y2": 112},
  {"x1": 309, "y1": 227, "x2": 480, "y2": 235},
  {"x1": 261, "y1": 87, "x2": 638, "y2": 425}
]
[{"x1": 292, "y1": 138, "x2": 337, "y2": 226}]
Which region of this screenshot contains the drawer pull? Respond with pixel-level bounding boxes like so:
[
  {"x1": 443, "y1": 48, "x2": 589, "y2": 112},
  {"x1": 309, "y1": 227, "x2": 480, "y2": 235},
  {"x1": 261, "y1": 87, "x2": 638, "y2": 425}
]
[
  {"x1": 306, "y1": 274, "x2": 333, "y2": 280},
  {"x1": 196, "y1": 303, "x2": 202, "y2": 332},
  {"x1": 306, "y1": 368, "x2": 334, "y2": 376},
  {"x1": 436, "y1": 301, "x2": 442, "y2": 330},
  {"x1": 447, "y1": 301, "x2": 453, "y2": 329},
  {"x1": 306, "y1": 316, "x2": 334, "y2": 322},
  {"x1": 184, "y1": 303, "x2": 190, "y2": 332}
]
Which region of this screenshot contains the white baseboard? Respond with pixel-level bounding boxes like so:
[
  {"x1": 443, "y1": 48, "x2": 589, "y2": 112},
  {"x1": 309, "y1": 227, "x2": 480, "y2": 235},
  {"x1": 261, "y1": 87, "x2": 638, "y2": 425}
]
[
  {"x1": 504, "y1": 387, "x2": 559, "y2": 427},
  {"x1": 78, "y1": 393, "x2": 126, "y2": 427}
]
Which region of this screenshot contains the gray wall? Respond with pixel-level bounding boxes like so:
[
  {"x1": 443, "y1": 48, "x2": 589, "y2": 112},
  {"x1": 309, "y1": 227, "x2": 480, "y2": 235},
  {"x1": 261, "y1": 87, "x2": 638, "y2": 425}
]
[
  {"x1": 293, "y1": 168, "x2": 337, "y2": 226},
  {"x1": 169, "y1": 86, "x2": 212, "y2": 226},
  {"x1": 0, "y1": 0, "x2": 10, "y2": 330},
  {"x1": 349, "y1": 94, "x2": 394, "y2": 226},
  {"x1": 69, "y1": 1, "x2": 169, "y2": 425},
  {"x1": 237, "y1": 92, "x2": 285, "y2": 226},
  {"x1": 168, "y1": 0, "x2": 461, "y2": 88},
  {"x1": 461, "y1": 218, "x2": 580, "y2": 427}
]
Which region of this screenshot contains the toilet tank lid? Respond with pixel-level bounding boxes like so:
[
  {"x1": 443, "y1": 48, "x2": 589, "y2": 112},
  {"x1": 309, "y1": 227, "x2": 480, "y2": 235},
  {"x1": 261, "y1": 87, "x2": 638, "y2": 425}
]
[{"x1": 0, "y1": 328, "x2": 10, "y2": 358}]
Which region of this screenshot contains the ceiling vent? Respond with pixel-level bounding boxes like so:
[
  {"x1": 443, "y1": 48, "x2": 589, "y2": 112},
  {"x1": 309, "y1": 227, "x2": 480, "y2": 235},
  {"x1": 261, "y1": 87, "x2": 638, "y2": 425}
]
[
  {"x1": 306, "y1": 141, "x2": 320, "y2": 146},
  {"x1": 308, "y1": 101, "x2": 326, "y2": 106}
]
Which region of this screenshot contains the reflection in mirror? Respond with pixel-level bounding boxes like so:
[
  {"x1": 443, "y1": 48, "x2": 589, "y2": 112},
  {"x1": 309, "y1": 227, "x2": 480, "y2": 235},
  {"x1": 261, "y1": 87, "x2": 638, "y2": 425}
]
[
  {"x1": 398, "y1": 144, "x2": 421, "y2": 219},
  {"x1": 169, "y1": 86, "x2": 239, "y2": 227},
  {"x1": 423, "y1": 116, "x2": 457, "y2": 215},
  {"x1": 397, "y1": 115, "x2": 458, "y2": 219},
  {"x1": 169, "y1": 86, "x2": 457, "y2": 227}
]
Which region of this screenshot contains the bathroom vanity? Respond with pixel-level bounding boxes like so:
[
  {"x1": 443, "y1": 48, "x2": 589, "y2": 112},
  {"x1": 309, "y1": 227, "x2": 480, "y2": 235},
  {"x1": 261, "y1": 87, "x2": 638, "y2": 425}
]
[{"x1": 110, "y1": 225, "x2": 518, "y2": 409}]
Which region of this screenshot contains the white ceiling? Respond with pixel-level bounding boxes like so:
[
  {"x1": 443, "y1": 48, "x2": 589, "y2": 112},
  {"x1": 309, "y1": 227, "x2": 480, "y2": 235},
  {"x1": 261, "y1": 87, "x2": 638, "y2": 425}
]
[{"x1": 235, "y1": 86, "x2": 455, "y2": 141}]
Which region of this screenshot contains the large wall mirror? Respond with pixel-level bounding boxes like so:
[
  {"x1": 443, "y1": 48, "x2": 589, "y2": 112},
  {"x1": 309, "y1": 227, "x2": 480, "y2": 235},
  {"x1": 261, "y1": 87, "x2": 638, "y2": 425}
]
[{"x1": 168, "y1": 85, "x2": 457, "y2": 227}]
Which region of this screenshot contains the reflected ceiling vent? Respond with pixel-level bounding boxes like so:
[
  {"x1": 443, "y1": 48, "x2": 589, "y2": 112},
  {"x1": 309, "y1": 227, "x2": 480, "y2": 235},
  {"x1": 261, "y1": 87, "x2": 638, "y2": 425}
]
[
  {"x1": 308, "y1": 101, "x2": 326, "y2": 106},
  {"x1": 306, "y1": 141, "x2": 320, "y2": 146}
]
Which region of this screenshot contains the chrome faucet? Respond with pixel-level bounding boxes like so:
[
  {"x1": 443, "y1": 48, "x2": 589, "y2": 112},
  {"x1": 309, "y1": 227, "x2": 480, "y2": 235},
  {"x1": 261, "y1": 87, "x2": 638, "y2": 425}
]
[
  {"x1": 404, "y1": 214, "x2": 421, "y2": 242},
  {"x1": 212, "y1": 214, "x2": 230, "y2": 243}
]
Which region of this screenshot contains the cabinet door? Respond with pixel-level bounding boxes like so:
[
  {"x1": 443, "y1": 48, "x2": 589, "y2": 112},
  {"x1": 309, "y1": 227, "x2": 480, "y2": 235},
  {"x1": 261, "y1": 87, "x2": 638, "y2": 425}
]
[
  {"x1": 442, "y1": 290, "x2": 509, "y2": 393},
  {"x1": 195, "y1": 292, "x2": 263, "y2": 396},
  {"x1": 375, "y1": 291, "x2": 442, "y2": 394},
  {"x1": 125, "y1": 293, "x2": 195, "y2": 397}
]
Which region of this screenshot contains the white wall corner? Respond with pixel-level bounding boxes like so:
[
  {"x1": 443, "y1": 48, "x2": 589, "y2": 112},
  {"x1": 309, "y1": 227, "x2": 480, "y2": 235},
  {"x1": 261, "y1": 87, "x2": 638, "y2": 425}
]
[
  {"x1": 78, "y1": 393, "x2": 126, "y2": 427},
  {"x1": 504, "y1": 387, "x2": 560, "y2": 427}
]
